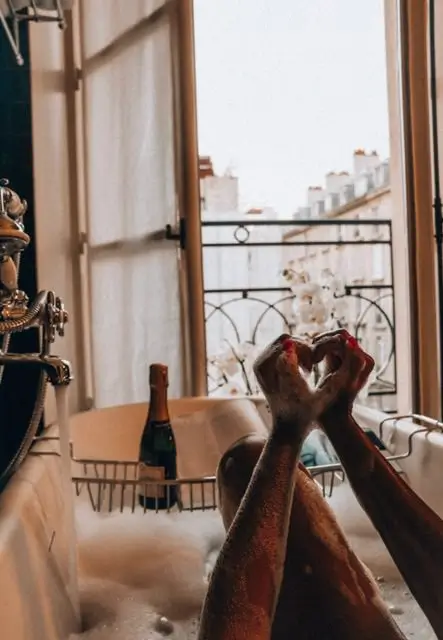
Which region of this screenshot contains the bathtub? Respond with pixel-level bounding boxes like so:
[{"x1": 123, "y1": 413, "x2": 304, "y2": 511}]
[
  {"x1": 353, "y1": 404, "x2": 443, "y2": 519},
  {"x1": 0, "y1": 434, "x2": 78, "y2": 640},
  {"x1": 0, "y1": 396, "x2": 268, "y2": 640},
  {"x1": 0, "y1": 397, "x2": 442, "y2": 640}
]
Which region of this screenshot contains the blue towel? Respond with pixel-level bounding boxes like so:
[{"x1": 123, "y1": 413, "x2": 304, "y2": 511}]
[
  {"x1": 301, "y1": 427, "x2": 387, "y2": 469},
  {"x1": 301, "y1": 429, "x2": 339, "y2": 468}
]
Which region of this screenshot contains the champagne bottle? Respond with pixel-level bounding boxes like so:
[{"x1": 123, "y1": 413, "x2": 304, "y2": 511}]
[{"x1": 138, "y1": 363, "x2": 178, "y2": 510}]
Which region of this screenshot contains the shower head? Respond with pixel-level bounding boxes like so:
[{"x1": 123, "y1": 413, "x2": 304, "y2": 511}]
[{"x1": 0, "y1": 179, "x2": 30, "y2": 257}]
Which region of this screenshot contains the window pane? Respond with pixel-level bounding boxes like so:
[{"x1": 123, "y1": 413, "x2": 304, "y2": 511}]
[
  {"x1": 90, "y1": 249, "x2": 183, "y2": 407},
  {"x1": 81, "y1": 7, "x2": 185, "y2": 406},
  {"x1": 82, "y1": 0, "x2": 166, "y2": 58},
  {"x1": 83, "y1": 18, "x2": 176, "y2": 246}
]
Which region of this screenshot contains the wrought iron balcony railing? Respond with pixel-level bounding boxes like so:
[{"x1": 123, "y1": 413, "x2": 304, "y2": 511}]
[{"x1": 202, "y1": 216, "x2": 396, "y2": 413}]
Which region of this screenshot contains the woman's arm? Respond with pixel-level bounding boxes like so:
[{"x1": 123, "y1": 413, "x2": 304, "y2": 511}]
[
  {"x1": 198, "y1": 335, "x2": 326, "y2": 640},
  {"x1": 218, "y1": 435, "x2": 405, "y2": 640},
  {"x1": 314, "y1": 329, "x2": 443, "y2": 639},
  {"x1": 198, "y1": 423, "x2": 305, "y2": 640}
]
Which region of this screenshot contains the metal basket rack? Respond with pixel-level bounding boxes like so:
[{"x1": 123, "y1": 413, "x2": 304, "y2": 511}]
[
  {"x1": 31, "y1": 413, "x2": 443, "y2": 514},
  {"x1": 71, "y1": 455, "x2": 218, "y2": 515}
]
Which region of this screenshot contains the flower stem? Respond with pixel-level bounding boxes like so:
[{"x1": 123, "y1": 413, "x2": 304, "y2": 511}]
[
  {"x1": 239, "y1": 357, "x2": 253, "y2": 395},
  {"x1": 225, "y1": 339, "x2": 254, "y2": 396}
]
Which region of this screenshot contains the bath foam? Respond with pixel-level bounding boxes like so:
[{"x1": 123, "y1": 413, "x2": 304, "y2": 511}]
[
  {"x1": 69, "y1": 578, "x2": 199, "y2": 640},
  {"x1": 71, "y1": 485, "x2": 436, "y2": 639},
  {"x1": 72, "y1": 503, "x2": 224, "y2": 639}
]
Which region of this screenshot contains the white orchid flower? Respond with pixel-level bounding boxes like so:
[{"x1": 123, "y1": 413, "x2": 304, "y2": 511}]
[
  {"x1": 294, "y1": 281, "x2": 323, "y2": 298},
  {"x1": 309, "y1": 298, "x2": 330, "y2": 325},
  {"x1": 208, "y1": 341, "x2": 263, "y2": 397},
  {"x1": 282, "y1": 265, "x2": 311, "y2": 288},
  {"x1": 294, "y1": 298, "x2": 315, "y2": 324},
  {"x1": 297, "y1": 322, "x2": 326, "y2": 336},
  {"x1": 320, "y1": 269, "x2": 346, "y2": 297},
  {"x1": 235, "y1": 341, "x2": 260, "y2": 361},
  {"x1": 210, "y1": 348, "x2": 240, "y2": 377},
  {"x1": 330, "y1": 277, "x2": 346, "y2": 297},
  {"x1": 211, "y1": 266, "x2": 357, "y2": 399}
]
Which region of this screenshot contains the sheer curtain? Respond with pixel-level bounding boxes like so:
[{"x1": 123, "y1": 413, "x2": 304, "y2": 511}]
[{"x1": 80, "y1": 0, "x2": 184, "y2": 407}]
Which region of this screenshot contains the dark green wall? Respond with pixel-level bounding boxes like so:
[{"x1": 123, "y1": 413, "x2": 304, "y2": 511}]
[{"x1": 0, "y1": 24, "x2": 43, "y2": 485}]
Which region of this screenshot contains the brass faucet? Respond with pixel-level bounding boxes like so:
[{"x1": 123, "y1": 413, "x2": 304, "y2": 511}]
[
  {"x1": 0, "y1": 178, "x2": 74, "y2": 486},
  {"x1": 0, "y1": 178, "x2": 72, "y2": 387},
  {"x1": 0, "y1": 352, "x2": 72, "y2": 387}
]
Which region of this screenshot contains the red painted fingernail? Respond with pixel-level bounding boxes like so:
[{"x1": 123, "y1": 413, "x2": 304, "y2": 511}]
[{"x1": 346, "y1": 335, "x2": 359, "y2": 349}]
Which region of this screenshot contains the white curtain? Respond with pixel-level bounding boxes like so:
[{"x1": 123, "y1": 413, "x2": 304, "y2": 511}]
[{"x1": 81, "y1": 0, "x2": 184, "y2": 407}]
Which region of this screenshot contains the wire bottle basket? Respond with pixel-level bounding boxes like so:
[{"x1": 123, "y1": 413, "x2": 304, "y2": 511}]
[
  {"x1": 32, "y1": 413, "x2": 443, "y2": 515},
  {"x1": 71, "y1": 455, "x2": 218, "y2": 514}
]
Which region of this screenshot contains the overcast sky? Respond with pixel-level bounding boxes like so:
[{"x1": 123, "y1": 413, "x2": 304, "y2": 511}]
[{"x1": 194, "y1": 0, "x2": 390, "y2": 217}]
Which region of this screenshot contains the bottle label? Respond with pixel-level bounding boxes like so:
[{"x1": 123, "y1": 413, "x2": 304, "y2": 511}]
[{"x1": 138, "y1": 463, "x2": 165, "y2": 500}]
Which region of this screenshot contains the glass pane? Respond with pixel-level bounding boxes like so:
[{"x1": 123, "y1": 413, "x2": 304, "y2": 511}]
[
  {"x1": 82, "y1": 8, "x2": 184, "y2": 406},
  {"x1": 90, "y1": 249, "x2": 183, "y2": 407},
  {"x1": 82, "y1": 0, "x2": 166, "y2": 58},
  {"x1": 83, "y1": 18, "x2": 176, "y2": 246}
]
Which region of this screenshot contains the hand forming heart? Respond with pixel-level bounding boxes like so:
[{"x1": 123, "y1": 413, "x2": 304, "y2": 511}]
[
  {"x1": 312, "y1": 328, "x2": 375, "y2": 415},
  {"x1": 253, "y1": 330, "x2": 374, "y2": 430}
]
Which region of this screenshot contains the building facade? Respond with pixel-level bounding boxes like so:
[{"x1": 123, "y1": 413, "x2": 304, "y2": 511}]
[
  {"x1": 283, "y1": 149, "x2": 394, "y2": 410},
  {"x1": 200, "y1": 151, "x2": 395, "y2": 410},
  {"x1": 200, "y1": 158, "x2": 284, "y2": 362}
]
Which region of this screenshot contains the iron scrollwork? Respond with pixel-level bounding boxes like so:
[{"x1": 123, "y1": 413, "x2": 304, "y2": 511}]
[{"x1": 202, "y1": 217, "x2": 397, "y2": 411}]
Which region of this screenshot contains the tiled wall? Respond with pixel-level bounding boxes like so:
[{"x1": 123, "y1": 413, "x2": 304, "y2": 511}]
[{"x1": 0, "y1": 24, "x2": 43, "y2": 485}]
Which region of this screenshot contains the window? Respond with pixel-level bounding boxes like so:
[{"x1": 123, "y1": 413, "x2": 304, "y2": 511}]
[
  {"x1": 75, "y1": 0, "x2": 198, "y2": 407},
  {"x1": 65, "y1": 0, "x2": 434, "y2": 416}
]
